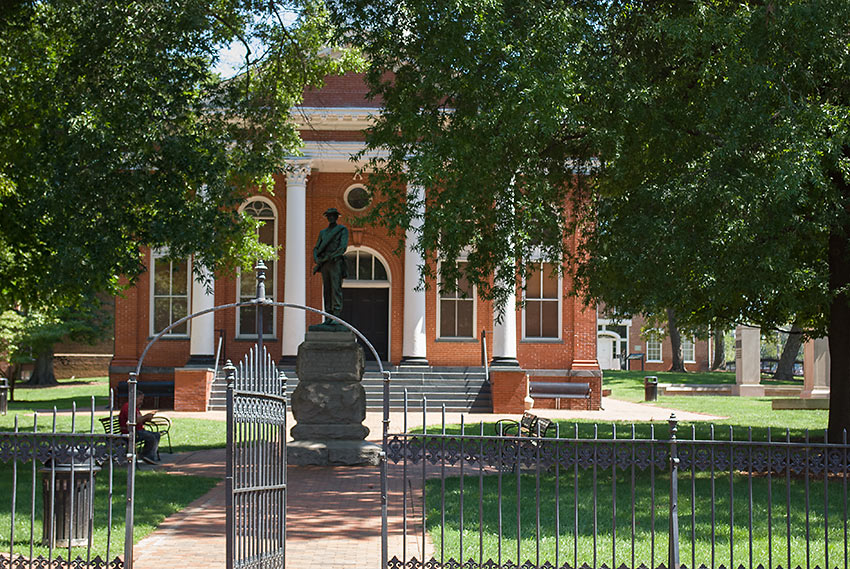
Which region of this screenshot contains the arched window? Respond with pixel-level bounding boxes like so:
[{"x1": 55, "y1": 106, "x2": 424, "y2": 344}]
[
  {"x1": 237, "y1": 198, "x2": 277, "y2": 337},
  {"x1": 344, "y1": 250, "x2": 388, "y2": 282}
]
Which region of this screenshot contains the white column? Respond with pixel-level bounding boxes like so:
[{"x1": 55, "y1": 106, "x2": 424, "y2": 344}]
[
  {"x1": 401, "y1": 184, "x2": 428, "y2": 365},
  {"x1": 491, "y1": 277, "x2": 519, "y2": 367},
  {"x1": 281, "y1": 161, "x2": 311, "y2": 361},
  {"x1": 188, "y1": 261, "x2": 216, "y2": 366}
]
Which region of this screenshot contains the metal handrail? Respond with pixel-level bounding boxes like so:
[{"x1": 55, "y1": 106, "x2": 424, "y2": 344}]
[{"x1": 480, "y1": 329, "x2": 490, "y2": 383}]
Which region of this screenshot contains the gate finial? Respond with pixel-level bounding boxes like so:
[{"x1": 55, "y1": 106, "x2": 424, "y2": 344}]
[
  {"x1": 224, "y1": 360, "x2": 236, "y2": 385},
  {"x1": 255, "y1": 260, "x2": 267, "y2": 301}
]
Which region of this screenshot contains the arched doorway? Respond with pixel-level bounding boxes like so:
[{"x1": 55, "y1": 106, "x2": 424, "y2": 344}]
[
  {"x1": 341, "y1": 248, "x2": 391, "y2": 361},
  {"x1": 597, "y1": 332, "x2": 622, "y2": 370}
]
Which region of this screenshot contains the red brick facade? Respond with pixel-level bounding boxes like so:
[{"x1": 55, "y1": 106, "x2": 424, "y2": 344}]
[{"x1": 109, "y1": 72, "x2": 600, "y2": 406}]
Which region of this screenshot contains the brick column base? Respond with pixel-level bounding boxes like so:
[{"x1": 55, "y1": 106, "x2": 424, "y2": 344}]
[
  {"x1": 490, "y1": 369, "x2": 533, "y2": 414},
  {"x1": 174, "y1": 368, "x2": 215, "y2": 412}
]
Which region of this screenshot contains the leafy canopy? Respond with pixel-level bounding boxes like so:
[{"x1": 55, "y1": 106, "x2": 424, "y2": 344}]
[
  {"x1": 0, "y1": 0, "x2": 361, "y2": 311},
  {"x1": 332, "y1": 0, "x2": 850, "y2": 339}
]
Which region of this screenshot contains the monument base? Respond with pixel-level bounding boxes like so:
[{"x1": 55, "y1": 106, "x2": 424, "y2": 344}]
[
  {"x1": 732, "y1": 384, "x2": 766, "y2": 397},
  {"x1": 772, "y1": 398, "x2": 829, "y2": 410},
  {"x1": 287, "y1": 440, "x2": 381, "y2": 466}
]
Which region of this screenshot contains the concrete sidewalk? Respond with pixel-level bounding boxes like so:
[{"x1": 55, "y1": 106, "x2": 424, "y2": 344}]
[{"x1": 132, "y1": 398, "x2": 723, "y2": 569}]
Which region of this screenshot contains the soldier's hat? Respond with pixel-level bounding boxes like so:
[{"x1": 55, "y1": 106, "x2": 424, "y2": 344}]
[{"x1": 323, "y1": 208, "x2": 341, "y2": 217}]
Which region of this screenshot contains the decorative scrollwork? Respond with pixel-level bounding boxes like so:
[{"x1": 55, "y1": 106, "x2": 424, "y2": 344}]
[{"x1": 0, "y1": 556, "x2": 122, "y2": 569}]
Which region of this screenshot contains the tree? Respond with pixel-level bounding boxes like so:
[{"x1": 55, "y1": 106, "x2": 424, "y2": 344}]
[
  {"x1": 711, "y1": 328, "x2": 727, "y2": 371},
  {"x1": 773, "y1": 323, "x2": 804, "y2": 381},
  {"x1": 0, "y1": 0, "x2": 359, "y2": 311},
  {"x1": 666, "y1": 309, "x2": 686, "y2": 373},
  {"x1": 333, "y1": 0, "x2": 850, "y2": 436},
  {"x1": 0, "y1": 295, "x2": 112, "y2": 386}
]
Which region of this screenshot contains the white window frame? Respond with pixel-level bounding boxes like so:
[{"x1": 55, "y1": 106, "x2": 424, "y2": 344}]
[
  {"x1": 236, "y1": 197, "x2": 278, "y2": 338},
  {"x1": 682, "y1": 336, "x2": 696, "y2": 363},
  {"x1": 436, "y1": 259, "x2": 477, "y2": 339},
  {"x1": 646, "y1": 331, "x2": 663, "y2": 363},
  {"x1": 522, "y1": 261, "x2": 562, "y2": 340},
  {"x1": 149, "y1": 249, "x2": 191, "y2": 337}
]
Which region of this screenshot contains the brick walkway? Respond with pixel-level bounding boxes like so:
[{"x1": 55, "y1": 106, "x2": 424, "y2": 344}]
[{"x1": 132, "y1": 400, "x2": 722, "y2": 569}]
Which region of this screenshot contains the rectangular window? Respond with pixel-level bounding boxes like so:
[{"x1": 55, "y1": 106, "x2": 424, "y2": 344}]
[
  {"x1": 524, "y1": 262, "x2": 560, "y2": 339},
  {"x1": 151, "y1": 254, "x2": 189, "y2": 336},
  {"x1": 646, "y1": 331, "x2": 662, "y2": 362},
  {"x1": 682, "y1": 336, "x2": 696, "y2": 363},
  {"x1": 438, "y1": 261, "x2": 475, "y2": 338}
]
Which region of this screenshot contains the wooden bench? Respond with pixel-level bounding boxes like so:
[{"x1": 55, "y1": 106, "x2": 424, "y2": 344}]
[
  {"x1": 529, "y1": 380, "x2": 591, "y2": 410},
  {"x1": 99, "y1": 415, "x2": 173, "y2": 459},
  {"x1": 494, "y1": 411, "x2": 554, "y2": 437}
]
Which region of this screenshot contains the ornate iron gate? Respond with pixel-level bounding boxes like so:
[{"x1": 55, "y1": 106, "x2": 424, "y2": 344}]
[{"x1": 224, "y1": 346, "x2": 287, "y2": 569}]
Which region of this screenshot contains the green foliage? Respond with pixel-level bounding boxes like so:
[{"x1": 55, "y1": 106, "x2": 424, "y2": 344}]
[
  {"x1": 0, "y1": 0, "x2": 361, "y2": 310},
  {"x1": 0, "y1": 296, "x2": 111, "y2": 367},
  {"x1": 331, "y1": 0, "x2": 849, "y2": 431}
]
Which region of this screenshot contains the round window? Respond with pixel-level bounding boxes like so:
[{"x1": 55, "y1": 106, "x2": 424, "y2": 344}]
[{"x1": 345, "y1": 186, "x2": 371, "y2": 211}]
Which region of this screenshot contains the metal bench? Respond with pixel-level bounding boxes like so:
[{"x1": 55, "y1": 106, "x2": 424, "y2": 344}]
[
  {"x1": 528, "y1": 381, "x2": 591, "y2": 410},
  {"x1": 494, "y1": 411, "x2": 553, "y2": 437},
  {"x1": 99, "y1": 415, "x2": 172, "y2": 459}
]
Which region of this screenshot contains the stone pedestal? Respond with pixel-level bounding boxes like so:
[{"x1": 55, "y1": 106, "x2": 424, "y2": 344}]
[
  {"x1": 733, "y1": 325, "x2": 764, "y2": 396},
  {"x1": 802, "y1": 337, "x2": 831, "y2": 399},
  {"x1": 287, "y1": 330, "x2": 380, "y2": 465}
]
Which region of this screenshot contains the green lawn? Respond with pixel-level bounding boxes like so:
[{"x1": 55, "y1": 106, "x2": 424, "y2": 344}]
[
  {"x1": 424, "y1": 469, "x2": 844, "y2": 569},
  {"x1": 0, "y1": 376, "x2": 225, "y2": 561},
  {"x1": 601, "y1": 370, "x2": 826, "y2": 436},
  {"x1": 0, "y1": 463, "x2": 219, "y2": 561},
  {"x1": 1, "y1": 376, "x2": 227, "y2": 452}
]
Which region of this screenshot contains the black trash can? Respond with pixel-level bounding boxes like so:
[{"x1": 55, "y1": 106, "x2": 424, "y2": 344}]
[
  {"x1": 0, "y1": 378, "x2": 8, "y2": 415},
  {"x1": 41, "y1": 461, "x2": 101, "y2": 547},
  {"x1": 644, "y1": 376, "x2": 658, "y2": 402}
]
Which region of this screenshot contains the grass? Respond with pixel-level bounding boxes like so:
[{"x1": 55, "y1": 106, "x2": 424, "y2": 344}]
[
  {"x1": 599, "y1": 369, "x2": 827, "y2": 436},
  {"x1": 0, "y1": 463, "x2": 219, "y2": 561},
  {"x1": 0, "y1": 376, "x2": 226, "y2": 561},
  {"x1": 603, "y1": 370, "x2": 802, "y2": 403},
  {"x1": 423, "y1": 469, "x2": 846, "y2": 569},
  {"x1": 1, "y1": 376, "x2": 227, "y2": 452}
]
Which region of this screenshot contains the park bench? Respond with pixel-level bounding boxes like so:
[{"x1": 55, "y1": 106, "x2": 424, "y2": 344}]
[
  {"x1": 99, "y1": 415, "x2": 173, "y2": 460},
  {"x1": 494, "y1": 411, "x2": 554, "y2": 437},
  {"x1": 115, "y1": 380, "x2": 174, "y2": 408},
  {"x1": 528, "y1": 380, "x2": 591, "y2": 410}
]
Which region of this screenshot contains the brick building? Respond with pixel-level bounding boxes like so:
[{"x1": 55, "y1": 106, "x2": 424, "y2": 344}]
[
  {"x1": 109, "y1": 73, "x2": 600, "y2": 408},
  {"x1": 597, "y1": 312, "x2": 712, "y2": 372}
]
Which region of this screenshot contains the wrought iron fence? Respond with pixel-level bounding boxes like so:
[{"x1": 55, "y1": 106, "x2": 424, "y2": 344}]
[
  {"x1": 384, "y1": 398, "x2": 849, "y2": 569},
  {"x1": 0, "y1": 393, "x2": 134, "y2": 569}
]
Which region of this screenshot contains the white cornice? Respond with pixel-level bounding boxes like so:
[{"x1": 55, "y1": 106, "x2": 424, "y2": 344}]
[
  {"x1": 289, "y1": 141, "x2": 388, "y2": 173},
  {"x1": 291, "y1": 107, "x2": 377, "y2": 131}
]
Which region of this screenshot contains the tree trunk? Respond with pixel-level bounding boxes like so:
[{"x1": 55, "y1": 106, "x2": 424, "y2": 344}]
[
  {"x1": 28, "y1": 346, "x2": 57, "y2": 386},
  {"x1": 711, "y1": 328, "x2": 726, "y2": 370},
  {"x1": 667, "y1": 308, "x2": 686, "y2": 372},
  {"x1": 773, "y1": 322, "x2": 803, "y2": 381}
]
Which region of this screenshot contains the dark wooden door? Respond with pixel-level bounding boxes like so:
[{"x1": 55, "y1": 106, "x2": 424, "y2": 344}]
[{"x1": 341, "y1": 287, "x2": 389, "y2": 361}]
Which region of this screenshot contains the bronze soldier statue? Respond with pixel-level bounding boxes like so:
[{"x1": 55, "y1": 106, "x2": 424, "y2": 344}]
[{"x1": 312, "y1": 208, "x2": 348, "y2": 325}]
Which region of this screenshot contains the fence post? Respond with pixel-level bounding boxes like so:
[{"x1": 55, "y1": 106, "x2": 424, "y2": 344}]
[
  {"x1": 224, "y1": 361, "x2": 236, "y2": 569},
  {"x1": 668, "y1": 413, "x2": 680, "y2": 569},
  {"x1": 124, "y1": 372, "x2": 137, "y2": 569}
]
